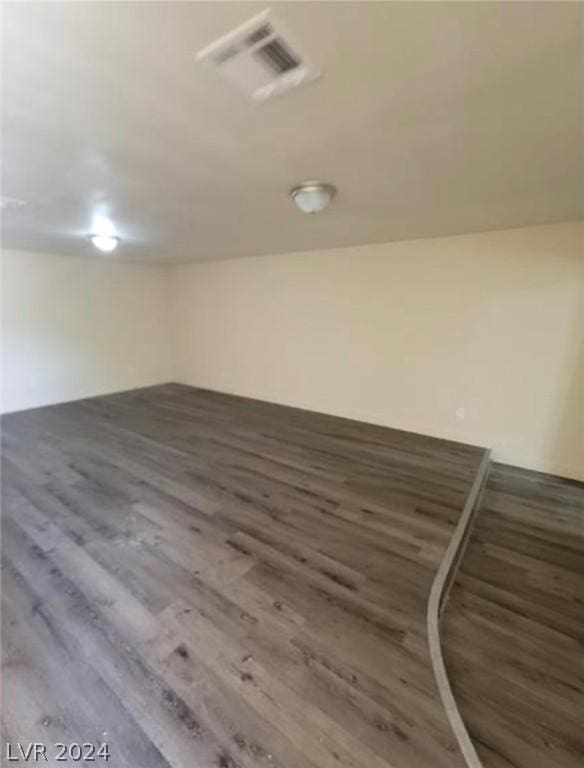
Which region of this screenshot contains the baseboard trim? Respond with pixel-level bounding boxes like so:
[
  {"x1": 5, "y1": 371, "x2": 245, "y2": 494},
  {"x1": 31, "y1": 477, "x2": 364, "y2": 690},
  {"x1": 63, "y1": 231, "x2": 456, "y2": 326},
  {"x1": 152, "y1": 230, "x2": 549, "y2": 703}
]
[
  {"x1": 427, "y1": 449, "x2": 491, "y2": 768},
  {"x1": 0, "y1": 381, "x2": 176, "y2": 416}
]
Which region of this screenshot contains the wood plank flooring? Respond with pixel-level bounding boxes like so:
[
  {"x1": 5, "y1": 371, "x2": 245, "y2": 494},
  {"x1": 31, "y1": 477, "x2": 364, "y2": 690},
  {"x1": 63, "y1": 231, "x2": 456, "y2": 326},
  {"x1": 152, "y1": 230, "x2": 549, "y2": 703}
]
[
  {"x1": 442, "y1": 463, "x2": 584, "y2": 768},
  {"x1": 1, "y1": 384, "x2": 485, "y2": 768}
]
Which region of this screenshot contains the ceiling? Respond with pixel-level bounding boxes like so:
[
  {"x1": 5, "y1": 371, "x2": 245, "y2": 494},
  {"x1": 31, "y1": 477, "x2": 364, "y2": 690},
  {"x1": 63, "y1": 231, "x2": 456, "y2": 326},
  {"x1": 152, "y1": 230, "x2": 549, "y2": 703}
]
[{"x1": 2, "y1": 1, "x2": 583, "y2": 263}]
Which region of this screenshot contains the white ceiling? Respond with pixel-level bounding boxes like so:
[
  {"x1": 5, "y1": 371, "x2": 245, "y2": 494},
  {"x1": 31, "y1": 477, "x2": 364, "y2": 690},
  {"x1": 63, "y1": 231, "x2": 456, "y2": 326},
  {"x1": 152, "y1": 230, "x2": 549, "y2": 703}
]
[{"x1": 2, "y1": 1, "x2": 583, "y2": 263}]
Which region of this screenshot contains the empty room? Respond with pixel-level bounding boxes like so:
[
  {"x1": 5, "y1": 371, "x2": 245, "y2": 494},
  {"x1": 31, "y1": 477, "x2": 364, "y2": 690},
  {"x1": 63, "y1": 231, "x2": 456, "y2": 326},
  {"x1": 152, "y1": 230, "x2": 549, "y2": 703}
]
[{"x1": 1, "y1": 2, "x2": 583, "y2": 767}]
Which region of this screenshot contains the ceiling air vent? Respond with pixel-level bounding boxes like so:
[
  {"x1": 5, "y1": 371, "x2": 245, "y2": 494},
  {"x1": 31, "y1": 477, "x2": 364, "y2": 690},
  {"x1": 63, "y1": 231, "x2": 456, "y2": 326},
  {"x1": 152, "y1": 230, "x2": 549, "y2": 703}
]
[{"x1": 196, "y1": 10, "x2": 320, "y2": 102}]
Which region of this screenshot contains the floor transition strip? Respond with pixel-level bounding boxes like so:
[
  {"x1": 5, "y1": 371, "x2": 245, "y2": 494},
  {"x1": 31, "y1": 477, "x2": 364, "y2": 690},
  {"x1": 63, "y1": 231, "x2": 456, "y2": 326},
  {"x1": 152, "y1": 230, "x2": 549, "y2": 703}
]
[{"x1": 427, "y1": 449, "x2": 491, "y2": 768}]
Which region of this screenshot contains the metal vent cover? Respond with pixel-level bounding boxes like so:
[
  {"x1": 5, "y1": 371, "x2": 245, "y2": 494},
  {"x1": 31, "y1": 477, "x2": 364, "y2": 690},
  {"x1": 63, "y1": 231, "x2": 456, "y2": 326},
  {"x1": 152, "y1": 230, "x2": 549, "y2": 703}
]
[{"x1": 197, "y1": 10, "x2": 321, "y2": 102}]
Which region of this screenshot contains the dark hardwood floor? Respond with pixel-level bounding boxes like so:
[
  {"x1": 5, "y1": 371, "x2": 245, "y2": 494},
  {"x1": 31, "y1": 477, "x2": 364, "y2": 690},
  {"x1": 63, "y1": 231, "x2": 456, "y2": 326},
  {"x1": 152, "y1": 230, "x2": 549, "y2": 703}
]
[
  {"x1": 442, "y1": 463, "x2": 584, "y2": 768},
  {"x1": 1, "y1": 384, "x2": 486, "y2": 768}
]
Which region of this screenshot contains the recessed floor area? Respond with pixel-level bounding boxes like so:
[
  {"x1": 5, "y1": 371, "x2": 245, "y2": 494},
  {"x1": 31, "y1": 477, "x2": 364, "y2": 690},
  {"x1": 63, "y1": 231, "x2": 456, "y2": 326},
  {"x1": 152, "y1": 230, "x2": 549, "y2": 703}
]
[
  {"x1": 1, "y1": 384, "x2": 484, "y2": 768},
  {"x1": 443, "y1": 464, "x2": 584, "y2": 768}
]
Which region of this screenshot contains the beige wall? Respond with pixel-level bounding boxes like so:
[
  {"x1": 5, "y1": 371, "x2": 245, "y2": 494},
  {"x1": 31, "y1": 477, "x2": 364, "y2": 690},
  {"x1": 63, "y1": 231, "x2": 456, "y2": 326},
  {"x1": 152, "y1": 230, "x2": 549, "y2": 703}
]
[
  {"x1": 1, "y1": 249, "x2": 172, "y2": 413},
  {"x1": 3, "y1": 224, "x2": 582, "y2": 479},
  {"x1": 171, "y1": 221, "x2": 584, "y2": 480}
]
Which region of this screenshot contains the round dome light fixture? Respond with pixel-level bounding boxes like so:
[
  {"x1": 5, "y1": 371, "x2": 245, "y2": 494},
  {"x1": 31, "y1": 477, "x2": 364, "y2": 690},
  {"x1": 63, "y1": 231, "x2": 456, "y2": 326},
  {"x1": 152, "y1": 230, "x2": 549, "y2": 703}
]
[
  {"x1": 90, "y1": 234, "x2": 120, "y2": 252},
  {"x1": 290, "y1": 181, "x2": 336, "y2": 214}
]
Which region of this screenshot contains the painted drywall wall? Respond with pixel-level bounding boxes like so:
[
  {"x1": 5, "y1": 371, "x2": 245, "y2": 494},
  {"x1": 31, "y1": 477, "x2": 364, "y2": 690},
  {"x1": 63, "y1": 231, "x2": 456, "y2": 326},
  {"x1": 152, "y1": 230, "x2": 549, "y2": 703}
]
[
  {"x1": 170, "y1": 221, "x2": 584, "y2": 480},
  {"x1": 1, "y1": 249, "x2": 172, "y2": 412}
]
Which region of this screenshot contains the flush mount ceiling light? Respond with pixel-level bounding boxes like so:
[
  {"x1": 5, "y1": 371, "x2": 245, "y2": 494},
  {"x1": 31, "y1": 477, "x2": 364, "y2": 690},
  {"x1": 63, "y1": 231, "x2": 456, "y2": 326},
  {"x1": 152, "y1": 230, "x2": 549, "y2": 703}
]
[
  {"x1": 290, "y1": 181, "x2": 336, "y2": 214},
  {"x1": 88, "y1": 215, "x2": 119, "y2": 252},
  {"x1": 90, "y1": 234, "x2": 120, "y2": 252}
]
